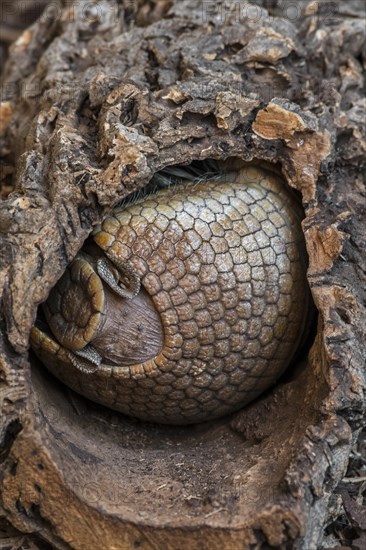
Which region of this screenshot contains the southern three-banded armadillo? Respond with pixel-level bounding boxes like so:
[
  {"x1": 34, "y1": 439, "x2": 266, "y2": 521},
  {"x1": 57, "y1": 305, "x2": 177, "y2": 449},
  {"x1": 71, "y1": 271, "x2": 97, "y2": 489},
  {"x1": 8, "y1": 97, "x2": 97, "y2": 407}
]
[{"x1": 30, "y1": 164, "x2": 313, "y2": 424}]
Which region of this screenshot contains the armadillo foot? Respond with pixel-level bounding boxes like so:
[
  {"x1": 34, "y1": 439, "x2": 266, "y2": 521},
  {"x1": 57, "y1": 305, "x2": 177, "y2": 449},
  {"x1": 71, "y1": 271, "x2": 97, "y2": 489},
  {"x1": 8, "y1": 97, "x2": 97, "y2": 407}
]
[
  {"x1": 97, "y1": 257, "x2": 140, "y2": 299},
  {"x1": 67, "y1": 345, "x2": 102, "y2": 374}
]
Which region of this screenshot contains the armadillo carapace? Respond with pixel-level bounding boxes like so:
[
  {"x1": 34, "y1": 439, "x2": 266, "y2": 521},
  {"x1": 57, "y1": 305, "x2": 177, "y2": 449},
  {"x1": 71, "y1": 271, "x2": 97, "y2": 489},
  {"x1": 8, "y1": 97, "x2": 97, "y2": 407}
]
[{"x1": 30, "y1": 165, "x2": 312, "y2": 424}]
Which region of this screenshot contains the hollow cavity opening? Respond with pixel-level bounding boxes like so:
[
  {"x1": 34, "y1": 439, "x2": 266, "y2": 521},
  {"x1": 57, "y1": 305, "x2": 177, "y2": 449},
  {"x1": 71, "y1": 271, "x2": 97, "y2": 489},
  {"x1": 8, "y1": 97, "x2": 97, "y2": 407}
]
[{"x1": 28, "y1": 156, "x2": 319, "y2": 526}]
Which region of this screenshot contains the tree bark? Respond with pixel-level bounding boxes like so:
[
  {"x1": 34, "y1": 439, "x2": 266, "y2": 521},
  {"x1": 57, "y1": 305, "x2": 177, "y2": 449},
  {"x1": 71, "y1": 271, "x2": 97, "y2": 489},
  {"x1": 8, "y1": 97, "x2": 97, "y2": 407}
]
[{"x1": 0, "y1": 1, "x2": 365, "y2": 549}]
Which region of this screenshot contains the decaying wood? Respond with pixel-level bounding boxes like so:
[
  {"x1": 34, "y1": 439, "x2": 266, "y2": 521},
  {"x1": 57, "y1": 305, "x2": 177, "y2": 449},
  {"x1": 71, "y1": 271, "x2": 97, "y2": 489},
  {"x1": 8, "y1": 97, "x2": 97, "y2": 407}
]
[{"x1": 0, "y1": 1, "x2": 365, "y2": 549}]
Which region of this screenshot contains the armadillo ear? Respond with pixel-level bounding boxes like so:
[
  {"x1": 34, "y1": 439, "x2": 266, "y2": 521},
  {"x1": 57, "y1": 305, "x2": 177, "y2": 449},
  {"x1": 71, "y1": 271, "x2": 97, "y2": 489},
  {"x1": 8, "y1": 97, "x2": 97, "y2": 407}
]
[{"x1": 96, "y1": 256, "x2": 141, "y2": 299}]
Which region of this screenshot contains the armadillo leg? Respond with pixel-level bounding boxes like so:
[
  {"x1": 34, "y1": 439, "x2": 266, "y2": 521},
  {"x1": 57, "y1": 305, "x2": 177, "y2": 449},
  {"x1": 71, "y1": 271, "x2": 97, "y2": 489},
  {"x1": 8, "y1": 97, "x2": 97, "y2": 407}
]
[
  {"x1": 96, "y1": 257, "x2": 141, "y2": 299},
  {"x1": 67, "y1": 345, "x2": 102, "y2": 374}
]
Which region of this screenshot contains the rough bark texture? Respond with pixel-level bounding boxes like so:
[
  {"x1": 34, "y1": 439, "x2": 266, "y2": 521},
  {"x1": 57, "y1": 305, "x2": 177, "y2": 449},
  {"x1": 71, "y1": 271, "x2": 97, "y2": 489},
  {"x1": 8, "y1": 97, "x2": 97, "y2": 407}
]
[{"x1": 0, "y1": 1, "x2": 365, "y2": 549}]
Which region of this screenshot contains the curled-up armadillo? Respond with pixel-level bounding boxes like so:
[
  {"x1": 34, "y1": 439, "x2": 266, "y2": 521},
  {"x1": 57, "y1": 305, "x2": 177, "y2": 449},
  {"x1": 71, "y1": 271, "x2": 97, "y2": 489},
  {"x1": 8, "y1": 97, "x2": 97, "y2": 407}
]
[{"x1": 30, "y1": 164, "x2": 313, "y2": 424}]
